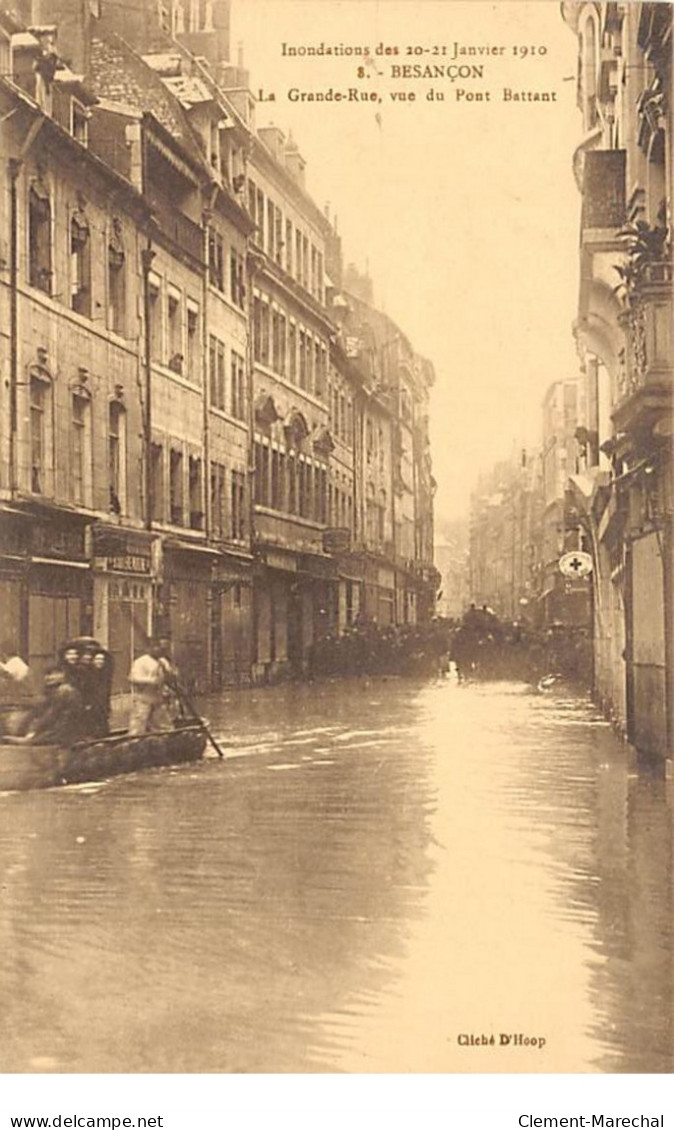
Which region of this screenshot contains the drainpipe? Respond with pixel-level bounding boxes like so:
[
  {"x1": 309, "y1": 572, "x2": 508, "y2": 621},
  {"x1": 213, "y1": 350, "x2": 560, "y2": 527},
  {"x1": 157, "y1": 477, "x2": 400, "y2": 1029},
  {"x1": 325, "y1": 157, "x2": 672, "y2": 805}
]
[
  {"x1": 8, "y1": 158, "x2": 21, "y2": 497},
  {"x1": 141, "y1": 239, "x2": 155, "y2": 531},
  {"x1": 202, "y1": 188, "x2": 217, "y2": 540}
]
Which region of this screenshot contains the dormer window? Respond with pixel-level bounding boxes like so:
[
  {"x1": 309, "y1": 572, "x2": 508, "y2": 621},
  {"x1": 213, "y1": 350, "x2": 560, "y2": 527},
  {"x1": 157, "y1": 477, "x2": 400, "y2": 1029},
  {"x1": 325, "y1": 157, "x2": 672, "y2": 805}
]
[{"x1": 71, "y1": 98, "x2": 88, "y2": 146}]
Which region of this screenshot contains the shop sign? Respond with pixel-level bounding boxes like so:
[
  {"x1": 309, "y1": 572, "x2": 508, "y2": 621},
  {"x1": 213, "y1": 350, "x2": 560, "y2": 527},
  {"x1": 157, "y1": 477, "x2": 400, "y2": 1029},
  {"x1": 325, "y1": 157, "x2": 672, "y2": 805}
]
[
  {"x1": 31, "y1": 524, "x2": 86, "y2": 560},
  {"x1": 559, "y1": 551, "x2": 593, "y2": 579},
  {"x1": 323, "y1": 527, "x2": 351, "y2": 555},
  {"x1": 107, "y1": 553, "x2": 152, "y2": 574}
]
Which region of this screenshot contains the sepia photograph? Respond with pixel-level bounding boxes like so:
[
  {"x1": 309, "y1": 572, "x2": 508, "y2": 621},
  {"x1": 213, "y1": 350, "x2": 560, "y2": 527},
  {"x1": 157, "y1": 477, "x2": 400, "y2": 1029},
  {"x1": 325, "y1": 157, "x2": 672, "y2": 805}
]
[{"x1": 0, "y1": 0, "x2": 672, "y2": 1088}]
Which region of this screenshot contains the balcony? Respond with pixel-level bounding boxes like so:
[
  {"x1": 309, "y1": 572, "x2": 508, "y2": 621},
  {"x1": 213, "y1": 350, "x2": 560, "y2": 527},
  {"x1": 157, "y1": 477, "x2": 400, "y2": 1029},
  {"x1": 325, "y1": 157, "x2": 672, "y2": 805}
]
[
  {"x1": 613, "y1": 265, "x2": 673, "y2": 440},
  {"x1": 149, "y1": 195, "x2": 203, "y2": 262},
  {"x1": 254, "y1": 509, "x2": 324, "y2": 555}
]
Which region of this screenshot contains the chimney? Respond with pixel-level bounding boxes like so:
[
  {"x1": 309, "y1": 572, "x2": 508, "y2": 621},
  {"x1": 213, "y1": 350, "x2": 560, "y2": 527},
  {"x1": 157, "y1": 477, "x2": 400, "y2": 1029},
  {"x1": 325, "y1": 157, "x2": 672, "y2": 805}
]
[
  {"x1": 258, "y1": 123, "x2": 285, "y2": 163},
  {"x1": 175, "y1": 0, "x2": 231, "y2": 70},
  {"x1": 17, "y1": 0, "x2": 90, "y2": 73},
  {"x1": 284, "y1": 133, "x2": 305, "y2": 188}
]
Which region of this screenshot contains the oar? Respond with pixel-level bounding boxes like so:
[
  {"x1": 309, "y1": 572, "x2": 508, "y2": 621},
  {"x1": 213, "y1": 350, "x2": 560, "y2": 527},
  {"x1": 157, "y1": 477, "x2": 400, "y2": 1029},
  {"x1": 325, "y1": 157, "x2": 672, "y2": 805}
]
[{"x1": 172, "y1": 680, "x2": 226, "y2": 760}]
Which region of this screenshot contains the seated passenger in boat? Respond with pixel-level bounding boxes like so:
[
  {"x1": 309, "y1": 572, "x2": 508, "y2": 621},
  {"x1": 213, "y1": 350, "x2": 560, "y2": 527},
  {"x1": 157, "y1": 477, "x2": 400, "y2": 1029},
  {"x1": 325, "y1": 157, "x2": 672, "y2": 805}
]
[
  {"x1": 90, "y1": 650, "x2": 114, "y2": 737},
  {"x1": 0, "y1": 640, "x2": 34, "y2": 737},
  {"x1": 15, "y1": 667, "x2": 88, "y2": 746},
  {"x1": 58, "y1": 638, "x2": 114, "y2": 738}
]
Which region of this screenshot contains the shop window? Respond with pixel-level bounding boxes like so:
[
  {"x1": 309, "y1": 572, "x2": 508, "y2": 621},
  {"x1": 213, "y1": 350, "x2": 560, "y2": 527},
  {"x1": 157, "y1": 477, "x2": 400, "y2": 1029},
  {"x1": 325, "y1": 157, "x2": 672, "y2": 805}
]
[
  {"x1": 29, "y1": 373, "x2": 50, "y2": 494},
  {"x1": 189, "y1": 456, "x2": 203, "y2": 530},
  {"x1": 230, "y1": 351, "x2": 246, "y2": 420},
  {"x1": 70, "y1": 388, "x2": 92, "y2": 506},
  {"x1": 231, "y1": 470, "x2": 246, "y2": 541},
  {"x1": 70, "y1": 205, "x2": 91, "y2": 316},
  {"x1": 108, "y1": 399, "x2": 126, "y2": 515},
  {"x1": 169, "y1": 448, "x2": 184, "y2": 525},
  {"x1": 28, "y1": 180, "x2": 52, "y2": 294},
  {"x1": 107, "y1": 220, "x2": 126, "y2": 335}
]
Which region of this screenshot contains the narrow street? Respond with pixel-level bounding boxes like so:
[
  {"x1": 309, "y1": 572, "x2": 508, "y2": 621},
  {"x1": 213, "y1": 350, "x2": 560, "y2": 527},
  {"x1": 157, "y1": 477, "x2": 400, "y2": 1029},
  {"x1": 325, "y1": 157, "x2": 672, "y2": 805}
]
[{"x1": 0, "y1": 676, "x2": 671, "y2": 1074}]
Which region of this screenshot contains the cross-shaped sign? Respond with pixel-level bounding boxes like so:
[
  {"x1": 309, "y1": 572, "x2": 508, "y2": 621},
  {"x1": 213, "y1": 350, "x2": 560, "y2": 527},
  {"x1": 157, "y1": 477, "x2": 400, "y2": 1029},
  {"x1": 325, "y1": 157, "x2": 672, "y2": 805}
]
[{"x1": 559, "y1": 551, "x2": 593, "y2": 578}]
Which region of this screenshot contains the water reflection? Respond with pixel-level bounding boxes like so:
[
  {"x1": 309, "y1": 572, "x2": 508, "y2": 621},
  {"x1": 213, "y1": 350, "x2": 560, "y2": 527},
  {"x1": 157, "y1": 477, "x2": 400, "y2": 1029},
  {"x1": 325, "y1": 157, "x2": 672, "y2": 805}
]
[{"x1": 0, "y1": 678, "x2": 671, "y2": 1072}]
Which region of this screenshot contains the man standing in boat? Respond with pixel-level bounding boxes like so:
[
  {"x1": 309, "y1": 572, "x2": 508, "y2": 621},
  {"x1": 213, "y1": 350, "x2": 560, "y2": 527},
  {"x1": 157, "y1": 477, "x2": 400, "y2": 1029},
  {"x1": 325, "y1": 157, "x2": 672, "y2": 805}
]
[{"x1": 128, "y1": 639, "x2": 167, "y2": 735}]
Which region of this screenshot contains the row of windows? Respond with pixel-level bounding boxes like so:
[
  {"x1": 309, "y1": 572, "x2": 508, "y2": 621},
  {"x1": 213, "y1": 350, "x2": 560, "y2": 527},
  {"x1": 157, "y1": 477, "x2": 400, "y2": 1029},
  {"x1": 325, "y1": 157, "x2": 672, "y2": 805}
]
[
  {"x1": 149, "y1": 442, "x2": 246, "y2": 542},
  {"x1": 208, "y1": 336, "x2": 246, "y2": 417},
  {"x1": 254, "y1": 443, "x2": 329, "y2": 524},
  {"x1": 247, "y1": 180, "x2": 324, "y2": 303},
  {"x1": 26, "y1": 188, "x2": 240, "y2": 376},
  {"x1": 148, "y1": 280, "x2": 201, "y2": 382},
  {"x1": 29, "y1": 375, "x2": 127, "y2": 514},
  {"x1": 28, "y1": 186, "x2": 133, "y2": 338},
  {"x1": 252, "y1": 295, "x2": 328, "y2": 397},
  {"x1": 210, "y1": 463, "x2": 247, "y2": 542}
]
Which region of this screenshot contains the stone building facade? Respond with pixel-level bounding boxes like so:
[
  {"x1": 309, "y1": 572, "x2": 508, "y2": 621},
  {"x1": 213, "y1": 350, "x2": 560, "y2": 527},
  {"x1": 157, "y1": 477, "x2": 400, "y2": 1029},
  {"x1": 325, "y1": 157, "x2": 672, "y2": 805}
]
[
  {"x1": 561, "y1": 1, "x2": 672, "y2": 758},
  {"x1": 0, "y1": 0, "x2": 438, "y2": 697}
]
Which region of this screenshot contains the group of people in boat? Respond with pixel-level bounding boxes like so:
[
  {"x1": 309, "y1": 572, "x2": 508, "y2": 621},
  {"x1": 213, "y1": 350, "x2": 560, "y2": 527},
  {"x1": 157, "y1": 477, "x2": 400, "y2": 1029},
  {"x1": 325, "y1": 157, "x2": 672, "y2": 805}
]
[{"x1": 0, "y1": 636, "x2": 187, "y2": 747}]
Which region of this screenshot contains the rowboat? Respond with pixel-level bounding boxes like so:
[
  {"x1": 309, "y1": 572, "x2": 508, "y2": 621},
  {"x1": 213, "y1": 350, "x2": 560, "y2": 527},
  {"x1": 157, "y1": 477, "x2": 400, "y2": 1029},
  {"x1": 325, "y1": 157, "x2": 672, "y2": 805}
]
[{"x1": 0, "y1": 720, "x2": 208, "y2": 792}]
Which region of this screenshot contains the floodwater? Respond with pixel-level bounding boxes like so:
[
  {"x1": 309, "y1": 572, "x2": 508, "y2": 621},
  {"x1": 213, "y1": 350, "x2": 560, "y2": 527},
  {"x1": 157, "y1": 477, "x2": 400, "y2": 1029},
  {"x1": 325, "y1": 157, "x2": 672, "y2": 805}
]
[{"x1": 0, "y1": 677, "x2": 672, "y2": 1074}]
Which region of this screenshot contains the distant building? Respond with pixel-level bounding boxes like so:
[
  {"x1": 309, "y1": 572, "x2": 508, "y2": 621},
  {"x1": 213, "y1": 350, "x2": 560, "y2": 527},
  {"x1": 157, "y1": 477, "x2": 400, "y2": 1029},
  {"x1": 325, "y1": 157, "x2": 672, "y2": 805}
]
[
  {"x1": 538, "y1": 378, "x2": 592, "y2": 628},
  {"x1": 469, "y1": 449, "x2": 542, "y2": 623},
  {"x1": 434, "y1": 520, "x2": 469, "y2": 620}
]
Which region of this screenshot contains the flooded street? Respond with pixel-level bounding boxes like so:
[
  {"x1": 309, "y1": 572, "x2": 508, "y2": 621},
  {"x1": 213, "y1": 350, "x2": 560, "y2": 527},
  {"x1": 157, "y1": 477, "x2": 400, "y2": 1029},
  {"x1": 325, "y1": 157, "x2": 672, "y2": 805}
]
[{"x1": 0, "y1": 677, "x2": 672, "y2": 1074}]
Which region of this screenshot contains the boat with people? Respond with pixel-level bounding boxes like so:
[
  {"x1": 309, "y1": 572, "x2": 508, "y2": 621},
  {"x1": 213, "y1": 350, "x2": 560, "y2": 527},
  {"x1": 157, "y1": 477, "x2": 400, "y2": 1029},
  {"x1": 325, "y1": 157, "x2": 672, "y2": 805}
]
[
  {"x1": 0, "y1": 634, "x2": 212, "y2": 792},
  {"x1": 0, "y1": 721, "x2": 208, "y2": 792}
]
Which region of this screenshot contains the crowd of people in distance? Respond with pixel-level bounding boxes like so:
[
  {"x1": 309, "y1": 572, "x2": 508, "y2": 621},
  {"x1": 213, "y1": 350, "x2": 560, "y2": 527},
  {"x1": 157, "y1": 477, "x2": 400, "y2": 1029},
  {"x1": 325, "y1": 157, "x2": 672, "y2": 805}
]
[
  {"x1": 0, "y1": 635, "x2": 186, "y2": 747},
  {"x1": 307, "y1": 607, "x2": 593, "y2": 688}
]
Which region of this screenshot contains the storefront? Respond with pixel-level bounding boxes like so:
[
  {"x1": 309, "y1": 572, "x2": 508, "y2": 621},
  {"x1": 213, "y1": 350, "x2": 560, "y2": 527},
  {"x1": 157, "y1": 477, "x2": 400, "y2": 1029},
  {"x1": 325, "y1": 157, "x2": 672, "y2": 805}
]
[
  {"x1": 91, "y1": 525, "x2": 155, "y2": 695},
  {"x1": 210, "y1": 552, "x2": 254, "y2": 689},
  {"x1": 162, "y1": 540, "x2": 217, "y2": 694},
  {"x1": 0, "y1": 506, "x2": 92, "y2": 685}
]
